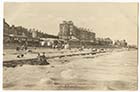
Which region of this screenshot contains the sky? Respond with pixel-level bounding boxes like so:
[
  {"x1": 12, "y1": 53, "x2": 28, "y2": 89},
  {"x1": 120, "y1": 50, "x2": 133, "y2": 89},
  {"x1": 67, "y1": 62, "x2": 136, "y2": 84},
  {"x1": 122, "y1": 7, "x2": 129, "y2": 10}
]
[{"x1": 4, "y1": 2, "x2": 138, "y2": 45}]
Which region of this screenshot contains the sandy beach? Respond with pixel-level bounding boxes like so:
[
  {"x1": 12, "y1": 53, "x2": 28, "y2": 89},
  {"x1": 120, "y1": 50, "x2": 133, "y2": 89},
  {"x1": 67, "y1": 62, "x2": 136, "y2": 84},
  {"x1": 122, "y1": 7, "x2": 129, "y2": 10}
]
[{"x1": 3, "y1": 49, "x2": 137, "y2": 90}]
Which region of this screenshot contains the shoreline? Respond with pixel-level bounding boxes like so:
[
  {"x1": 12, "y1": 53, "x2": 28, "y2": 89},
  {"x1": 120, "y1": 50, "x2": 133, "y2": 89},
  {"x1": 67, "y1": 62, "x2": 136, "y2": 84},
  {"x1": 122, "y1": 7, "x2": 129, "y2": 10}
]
[{"x1": 3, "y1": 48, "x2": 136, "y2": 68}]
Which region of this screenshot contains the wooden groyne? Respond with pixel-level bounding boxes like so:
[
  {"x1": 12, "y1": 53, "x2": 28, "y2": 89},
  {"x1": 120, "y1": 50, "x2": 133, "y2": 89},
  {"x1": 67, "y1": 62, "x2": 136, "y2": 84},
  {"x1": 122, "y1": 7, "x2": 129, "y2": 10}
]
[{"x1": 3, "y1": 51, "x2": 100, "y2": 68}]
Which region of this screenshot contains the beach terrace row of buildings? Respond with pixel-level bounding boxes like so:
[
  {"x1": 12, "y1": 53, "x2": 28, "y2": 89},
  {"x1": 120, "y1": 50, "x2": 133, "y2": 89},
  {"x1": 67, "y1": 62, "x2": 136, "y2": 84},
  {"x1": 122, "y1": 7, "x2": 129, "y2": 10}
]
[
  {"x1": 58, "y1": 21, "x2": 95, "y2": 42},
  {"x1": 3, "y1": 19, "x2": 128, "y2": 49},
  {"x1": 3, "y1": 19, "x2": 58, "y2": 48},
  {"x1": 114, "y1": 40, "x2": 128, "y2": 47},
  {"x1": 58, "y1": 21, "x2": 115, "y2": 48}
]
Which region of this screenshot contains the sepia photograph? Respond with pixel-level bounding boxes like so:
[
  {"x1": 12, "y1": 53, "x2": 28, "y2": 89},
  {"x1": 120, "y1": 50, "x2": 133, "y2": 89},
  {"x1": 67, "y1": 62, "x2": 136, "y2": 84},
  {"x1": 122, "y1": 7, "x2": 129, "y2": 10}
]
[{"x1": 3, "y1": 2, "x2": 138, "y2": 90}]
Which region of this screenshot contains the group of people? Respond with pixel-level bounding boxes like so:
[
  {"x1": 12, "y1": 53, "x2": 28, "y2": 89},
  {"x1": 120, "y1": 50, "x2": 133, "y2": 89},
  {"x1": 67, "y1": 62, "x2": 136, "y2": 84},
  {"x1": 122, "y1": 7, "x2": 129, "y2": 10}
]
[
  {"x1": 16, "y1": 44, "x2": 49, "y2": 65},
  {"x1": 37, "y1": 52, "x2": 49, "y2": 65},
  {"x1": 16, "y1": 44, "x2": 28, "y2": 58}
]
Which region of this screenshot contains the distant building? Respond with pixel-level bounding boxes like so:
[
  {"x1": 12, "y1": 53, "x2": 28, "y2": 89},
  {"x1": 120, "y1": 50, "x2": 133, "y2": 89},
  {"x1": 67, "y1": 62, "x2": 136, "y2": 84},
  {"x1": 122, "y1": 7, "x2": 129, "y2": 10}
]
[
  {"x1": 95, "y1": 37, "x2": 113, "y2": 46},
  {"x1": 58, "y1": 20, "x2": 97, "y2": 48},
  {"x1": 58, "y1": 20, "x2": 96, "y2": 42},
  {"x1": 32, "y1": 30, "x2": 38, "y2": 38},
  {"x1": 58, "y1": 20, "x2": 116, "y2": 48},
  {"x1": 59, "y1": 21, "x2": 72, "y2": 40},
  {"x1": 114, "y1": 40, "x2": 127, "y2": 47},
  {"x1": 3, "y1": 19, "x2": 10, "y2": 35}
]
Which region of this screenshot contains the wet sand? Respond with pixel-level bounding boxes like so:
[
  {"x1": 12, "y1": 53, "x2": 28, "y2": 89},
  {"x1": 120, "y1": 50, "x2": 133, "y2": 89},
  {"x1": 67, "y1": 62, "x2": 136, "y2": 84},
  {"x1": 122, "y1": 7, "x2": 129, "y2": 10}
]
[{"x1": 3, "y1": 50, "x2": 137, "y2": 90}]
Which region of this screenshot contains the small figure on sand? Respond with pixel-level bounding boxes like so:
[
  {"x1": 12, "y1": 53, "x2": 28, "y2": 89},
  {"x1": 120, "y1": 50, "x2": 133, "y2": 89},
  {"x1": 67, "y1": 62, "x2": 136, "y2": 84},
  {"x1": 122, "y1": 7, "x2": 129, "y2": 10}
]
[
  {"x1": 16, "y1": 44, "x2": 28, "y2": 58},
  {"x1": 37, "y1": 52, "x2": 49, "y2": 65}
]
